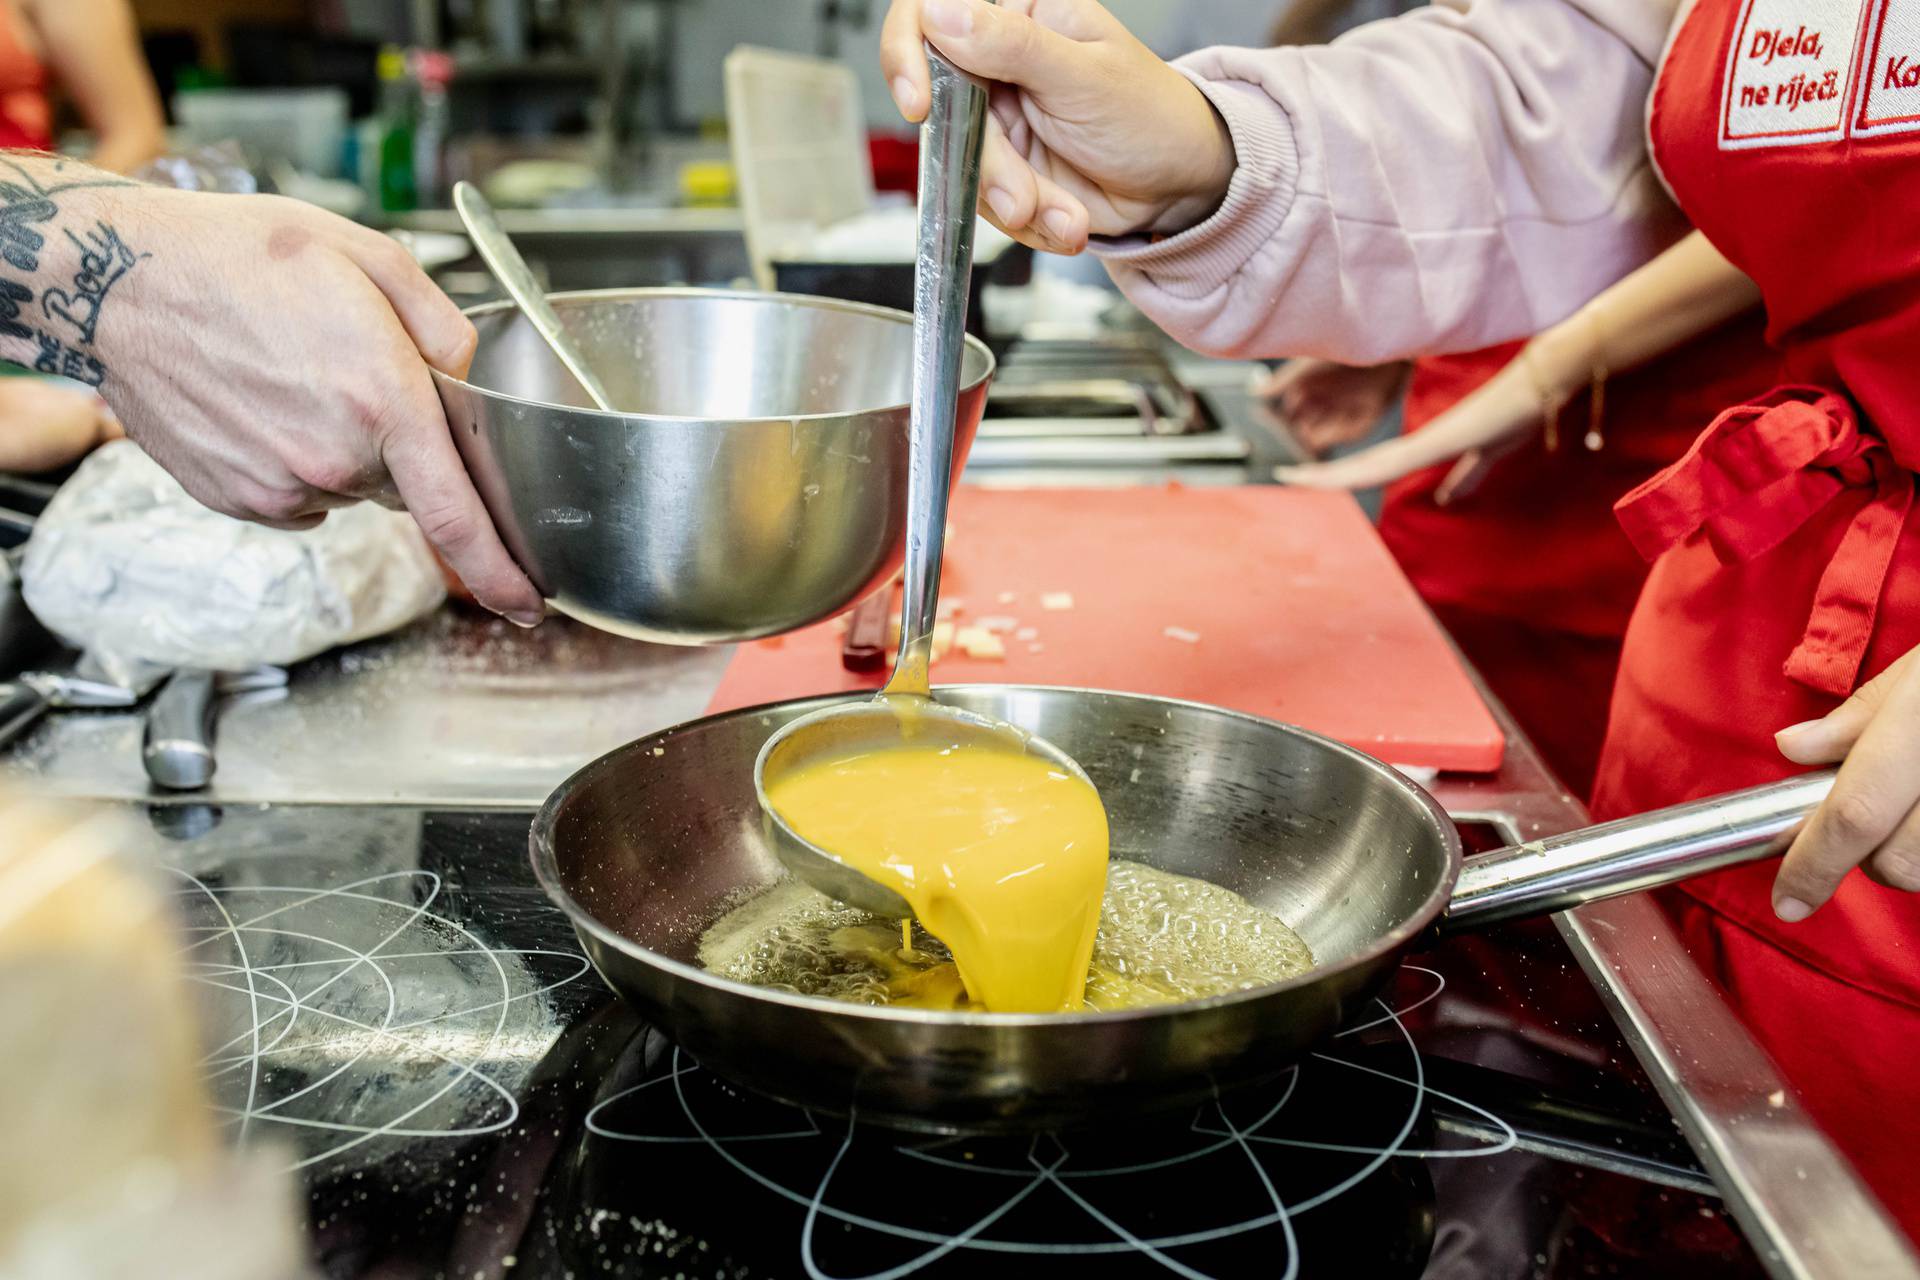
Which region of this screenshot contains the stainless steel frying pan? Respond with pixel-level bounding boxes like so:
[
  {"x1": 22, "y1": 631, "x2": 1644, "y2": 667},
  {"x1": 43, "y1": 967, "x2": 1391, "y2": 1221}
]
[{"x1": 532, "y1": 685, "x2": 1832, "y2": 1133}]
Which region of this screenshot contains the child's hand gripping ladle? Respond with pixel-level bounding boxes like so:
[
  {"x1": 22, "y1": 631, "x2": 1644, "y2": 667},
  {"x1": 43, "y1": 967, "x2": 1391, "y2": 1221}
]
[{"x1": 753, "y1": 44, "x2": 1093, "y2": 919}]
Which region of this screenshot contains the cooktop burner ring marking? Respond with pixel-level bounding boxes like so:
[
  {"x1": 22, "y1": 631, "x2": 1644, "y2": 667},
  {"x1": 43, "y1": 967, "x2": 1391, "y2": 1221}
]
[
  {"x1": 1239, "y1": 1052, "x2": 1518, "y2": 1163},
  {"x1": 194, "y1": 964, "x2": 309, "y2": 1072},
  {"x1": 1027, "y1": 1085, "x2": 1303, "y2": 1280},
  {"x1": 192, "y1": 944, "x2": 589, "y2": 1037},
  {"x1": 173, "y1": 868, "x2": 590, "y2": 1169},
  {"x1": 177, "y1": 870, "x2": 439, "y2": 1093},
  {"x1": 580, "y1": 967, "x2": 1507, "y2": 1274},
  {"x1": 1330, "y1": 964, "x2": 1446, "y2": 1038},
  {"x1": 173, "y1": 867, "x2": 268, "y2": 1143},
  {"x1": 189, "y1": 926, "x2": 401, "y2": 1085},
  {"x1": 584, "y1": 1053, "x2": 824, "y2": 1143},
  {"x1": 799, "y1": 1117, "x2": 1071, "y2": 1280},
  {"x1": 895, "y1": 1069, "x2": 1302, "y2": 1180},
  {"x1": 181, "y1": 871, "x2": 473, "y2": 1131}
]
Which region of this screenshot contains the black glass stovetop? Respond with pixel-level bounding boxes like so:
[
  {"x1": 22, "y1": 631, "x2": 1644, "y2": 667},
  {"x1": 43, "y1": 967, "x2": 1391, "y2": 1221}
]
[{"x1": 135, "y1": 802, "x2": 1766, "y2": 1280}]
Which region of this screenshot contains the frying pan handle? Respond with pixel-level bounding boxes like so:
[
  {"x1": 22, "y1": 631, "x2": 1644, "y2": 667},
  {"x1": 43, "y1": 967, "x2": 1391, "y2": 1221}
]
[{"x1": 1442, "y1": 769, "x2": 1837, "y2": 933}]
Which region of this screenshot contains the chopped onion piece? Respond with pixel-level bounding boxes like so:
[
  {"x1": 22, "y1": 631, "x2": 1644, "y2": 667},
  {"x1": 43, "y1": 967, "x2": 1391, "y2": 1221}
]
[{"x1": 955, "y1": 626, "x2": 1005, "y2": 660}]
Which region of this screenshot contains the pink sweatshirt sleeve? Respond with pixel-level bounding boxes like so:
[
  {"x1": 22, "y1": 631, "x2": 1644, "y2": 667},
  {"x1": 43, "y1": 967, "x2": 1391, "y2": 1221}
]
[{"x1": 1094, "y1": 0, "x2": 1689, "y2": 363}]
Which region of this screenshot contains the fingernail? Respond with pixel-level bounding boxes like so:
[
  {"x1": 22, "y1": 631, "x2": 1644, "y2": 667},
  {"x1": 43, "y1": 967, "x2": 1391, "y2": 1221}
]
[
  {"x1": 505, "y1": 609, "x2": 545, "y2": 629},
  {"x1": 1774, "y1": 896, "x2": 1812, "y2": 922},
  {"x1": 984, "y1": 185, "x2": 1018, "y2": 224},
  {"x1": 924, "y1": 0, "x2": 973, "y2": 37},
  {"x1": 1043, "y1": 208, "x2": 1073, "y2": 241},
  {"x1": 1775, "y1": 719, "x2": 1822, "y2": 741},
  {"x1": 891, "y1": 76, "x2": 918, "y2": 115}
]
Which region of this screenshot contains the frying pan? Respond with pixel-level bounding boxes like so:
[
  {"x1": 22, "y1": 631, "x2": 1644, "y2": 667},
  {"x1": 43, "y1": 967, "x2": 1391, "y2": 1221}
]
[{"x1": 532, "y1": 685, "x2": 1832, "y2": 1133}]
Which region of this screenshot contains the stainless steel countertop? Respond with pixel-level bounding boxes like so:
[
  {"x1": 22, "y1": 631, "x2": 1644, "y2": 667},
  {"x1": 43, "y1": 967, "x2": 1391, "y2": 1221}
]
[{"x1": 0, "y1": 609, "x2": 732, "y2": 807}]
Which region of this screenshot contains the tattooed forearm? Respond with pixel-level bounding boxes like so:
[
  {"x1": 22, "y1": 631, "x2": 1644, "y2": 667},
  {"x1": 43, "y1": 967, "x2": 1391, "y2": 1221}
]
[
  {"x1": 31, "y1": 330, "x2": 105, "y2": 387},
  {"x1": 43, "y1": 223, "x2": 146, "y2": 346},
  {"x1": 0, "y1": 157, "x2": 143, "y2": 388},
  {"x1": 0, "y1": 277, "x2": 29, "y2": 341},
  {"x1": 0, "y1": 158, "x2": 137, "y2": 200},
  {"x1": 0, "y1": 177, "x2": 56, "y2": 273}
]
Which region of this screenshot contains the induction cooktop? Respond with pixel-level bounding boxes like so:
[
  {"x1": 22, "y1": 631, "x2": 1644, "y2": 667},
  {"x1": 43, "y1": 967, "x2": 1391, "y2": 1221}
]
[{"x1": 131, "y1": 802, "x2": 1762, "y2": 1279}]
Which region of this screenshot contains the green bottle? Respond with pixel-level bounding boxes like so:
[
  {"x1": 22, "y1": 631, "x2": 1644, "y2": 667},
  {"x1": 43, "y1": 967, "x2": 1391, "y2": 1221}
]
[{"x1": 376, "y1": 46, "x2": 416, "y2": 214}]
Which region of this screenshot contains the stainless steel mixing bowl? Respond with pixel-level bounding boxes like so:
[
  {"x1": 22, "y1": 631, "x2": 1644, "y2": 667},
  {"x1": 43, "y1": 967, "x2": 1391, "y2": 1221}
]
[{"x1": 432, "y1": 289, "x2": 994, "y2": 644}]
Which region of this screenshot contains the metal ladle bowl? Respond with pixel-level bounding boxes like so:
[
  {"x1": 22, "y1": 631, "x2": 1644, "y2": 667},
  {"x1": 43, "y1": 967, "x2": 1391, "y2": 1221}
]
[{"x1": 754, "y1": 697, "x2": 1096, "y2": 917}]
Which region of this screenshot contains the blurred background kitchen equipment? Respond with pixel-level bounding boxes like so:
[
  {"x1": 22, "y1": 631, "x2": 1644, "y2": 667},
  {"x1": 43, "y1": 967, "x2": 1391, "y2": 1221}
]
[
  {"x1": 724, "y1": 45, "x2": 1022, "y2": 343},
  {"x1": 452, "y1": 179, "x2": 619, "y2": 410},
  {"x1": 172, "y1": 87, "x2": 350, "y2": 178},
  {"x1": 537, "y1": 685, "x2": 1833, "y2": 1133},
  {"x1": 722, "y1": 46, "x2": 869, "y2": 290},
  {"x1": 434, "y1": 287, "x2": 993, "y2": 644}
]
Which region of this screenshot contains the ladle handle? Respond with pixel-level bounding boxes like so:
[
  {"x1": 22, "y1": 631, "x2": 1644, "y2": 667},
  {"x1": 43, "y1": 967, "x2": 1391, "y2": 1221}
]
[
  {"x1": 1443, "y1": 769, "x2": 1837, "y2": 932},
  {"x1": 883, "y1": 47, "x2": 987, "y2": 699},
  {"x1": 452, "y1": 181, "x2": 619, "y2": 413}
]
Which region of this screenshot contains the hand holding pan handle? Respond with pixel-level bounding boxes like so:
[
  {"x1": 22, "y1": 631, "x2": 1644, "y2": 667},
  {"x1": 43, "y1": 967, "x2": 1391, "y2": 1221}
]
[{"x1": 1443, "y1": 769, "x2": 1837, "y2": 931}]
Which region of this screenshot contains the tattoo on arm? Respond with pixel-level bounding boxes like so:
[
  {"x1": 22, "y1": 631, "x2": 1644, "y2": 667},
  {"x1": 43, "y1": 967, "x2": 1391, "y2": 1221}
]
[
  {"x1": 43, "y1": 223, "x2": 147, "y2": 346},
  {"x1": 0, "y1": 157, "x2": 142, "y2": 388},
  {"x1": 0, "y1": 182, "x2": 54, "y2": 272},
  {"x1": 0, "y1": 278, "x2": 30, "y2": 341}
]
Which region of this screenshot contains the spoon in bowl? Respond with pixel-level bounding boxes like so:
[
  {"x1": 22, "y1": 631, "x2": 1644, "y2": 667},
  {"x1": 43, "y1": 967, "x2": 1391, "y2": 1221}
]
[
  {"x1": 451, "y1": 180, "x2": 619, "y2": 413},
  {"x1": 753, "y1": 48, "x2": 1093, "y2": 919}
]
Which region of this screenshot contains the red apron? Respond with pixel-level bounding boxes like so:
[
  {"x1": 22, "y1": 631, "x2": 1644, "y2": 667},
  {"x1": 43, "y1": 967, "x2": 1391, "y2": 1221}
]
[
  {"x1": 1382, "y1": 324, "x2": 1778, "y2": 793},
  {"x1": 0, "y1": 7, "x2": 48, "y2": 153},
  {"x1": 1597, "y1": 0, "x2": 1920, "y2": 1236}
]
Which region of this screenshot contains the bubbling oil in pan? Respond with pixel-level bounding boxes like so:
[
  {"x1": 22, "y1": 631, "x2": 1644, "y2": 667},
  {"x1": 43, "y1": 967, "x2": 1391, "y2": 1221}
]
[{"x1": 698, "y1": 861, "x2": 1316, "y2": 1013}]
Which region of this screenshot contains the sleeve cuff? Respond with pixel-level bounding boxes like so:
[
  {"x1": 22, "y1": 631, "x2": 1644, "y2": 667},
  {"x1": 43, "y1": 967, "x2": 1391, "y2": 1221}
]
[{"x1": 1089, "y1": 63, "x2": 1302, "y2": 294}]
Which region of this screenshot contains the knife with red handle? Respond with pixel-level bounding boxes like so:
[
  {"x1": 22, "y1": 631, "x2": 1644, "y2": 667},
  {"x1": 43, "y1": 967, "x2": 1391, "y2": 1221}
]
[{"x1": 840, "y1": 589, "x2": 893, "y2": 673}]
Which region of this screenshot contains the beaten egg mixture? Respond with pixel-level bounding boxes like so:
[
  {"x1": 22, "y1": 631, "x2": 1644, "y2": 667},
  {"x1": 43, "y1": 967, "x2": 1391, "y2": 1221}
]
[
  {"x1": 762, "y1": 738, "x2": 1110, "y2": 1013},
  {"x1": 700, "y1": 861, "x2": 1318, "y2": 1013}
]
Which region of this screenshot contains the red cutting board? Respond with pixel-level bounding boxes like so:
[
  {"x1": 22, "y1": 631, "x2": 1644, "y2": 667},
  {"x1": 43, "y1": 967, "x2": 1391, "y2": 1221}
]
[{"x1": 706, "y1": 486, "x2": 1505, "y2": 772}]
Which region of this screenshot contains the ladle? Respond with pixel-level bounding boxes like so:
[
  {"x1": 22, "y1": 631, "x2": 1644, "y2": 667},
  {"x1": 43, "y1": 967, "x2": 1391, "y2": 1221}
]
[
  {"x1": 753, "y1": 45, "x2": 1090, "y2": 919},
  {"x1": 451, "y1": 180, "x2": 618, "y2": 412}
]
